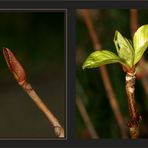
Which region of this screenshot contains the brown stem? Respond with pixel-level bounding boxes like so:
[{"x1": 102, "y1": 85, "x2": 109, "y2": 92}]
[
  {"x1": 21, "y1": 81, "x2": 64, "y2": 138},
  {"x1": 130, "y1": 9, "x2": 138, "y2": 37},
  {"x1": 125, "y1": 70, "x2": 141, "y2": 138},
  {"x1": 2, "y1": 48, "x2": 64, "y2": 138},
  {"x1": 130, "y1": 9, "x2": 148, "y2": 97},
  {"x1": 81, "y1": 9, "x2": 128, "y2": 138},
  {"x1": 77, "y1": 96, "x2": 99, "y2": 138},
  {"x1": 139, "y1": 58, "x2": 148, "y2": 96},
  {"x1": 81, "y1": 10, "x2": 101, "y2": 50}
]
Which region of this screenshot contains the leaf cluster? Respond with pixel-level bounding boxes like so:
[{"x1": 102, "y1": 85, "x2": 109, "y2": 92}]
[{"x1": 83, "y1": 25, "x2": 148, "y2": 71}]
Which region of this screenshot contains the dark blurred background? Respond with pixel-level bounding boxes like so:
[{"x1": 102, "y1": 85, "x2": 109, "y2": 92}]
[
  {"x1": 76, "y1": 9, "x2": 148, "y2": 138},
  {"x1": 0, "y1": 12, "x2": 64, "y2": 138}
]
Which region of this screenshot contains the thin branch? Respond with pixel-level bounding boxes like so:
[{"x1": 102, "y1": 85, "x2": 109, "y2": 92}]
[
  {"x1": 81, "y1": 9, "x2": 128, "y2": 138},
  {"x1": 22, "y1": 81, "x2": 64, "y2": 137},
  {"x1": 130, "y1": 9, "x2": 138, "y2": 38},
  {"x1": 76, "y1": 79, "x2": 99, "y2": 138},
  {"x1": 3, "y1": 48, "x2": 64, "y2": 138},
  {"x1": 77, "y1": 96, "x2": 99, "y2": 138},
  {"x1": 125, "y1": 69, "x2": 141, "y2": 138},
  {"x1": 130, "y1": 9, "x2": 148, "y2": 97}
]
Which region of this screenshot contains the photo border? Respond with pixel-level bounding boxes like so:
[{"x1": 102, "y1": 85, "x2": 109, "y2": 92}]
[
  {"x1": 0, "y1": 8, "x2": 67, "y2": 141},
  {"x1": 0, "y1": 0, "x2": 147, "y2": 147}
]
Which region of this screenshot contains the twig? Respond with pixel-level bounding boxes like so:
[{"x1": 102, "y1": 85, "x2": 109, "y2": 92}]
[
  {"x1": 22, "y1": 81, "x2": 64, "y2": 137},
  {"x1": 124, "y1": 9, "x2": 146, "y2": 138},
  {"x1": 3, "y1": 47, "x2": 64, "y2": 138},
  {"x1": 130, "y1": 9, "x2": 148, "y2": 97},
  {"x1": 125, "y1": 69, "x2": 141, "y2": 138},
  {"x1": 81, "y1": 9, "x2": 128, "y2": 138},
  {"x1": 130, "y1": 9, "x2": 138, "y2": 38},
  {"x1": 77, "y1": 96, "x2": 99, "y2": 138}
]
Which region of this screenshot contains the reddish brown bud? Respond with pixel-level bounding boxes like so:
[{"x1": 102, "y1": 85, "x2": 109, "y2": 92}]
[
  {"x1": 122, "y1": 65, "x2": 129, "y2": 73},
  {"x1": 3, "y1": 48, "x2": 26, "y2": 85}
]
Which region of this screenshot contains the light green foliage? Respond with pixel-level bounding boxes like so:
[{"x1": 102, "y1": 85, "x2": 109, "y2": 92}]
[
  {"x1": 82, "y1": 50, "x2": 125, "y2": 69},
  {"x1": 83, "y1": 25, "x2": 148, "y2": 70},
  {"x1": 133, "y1": 25, "x2": 148, "y2": 64},
  {"x1": 114, "y1": 31, "x2": 134, "y2": 68}
]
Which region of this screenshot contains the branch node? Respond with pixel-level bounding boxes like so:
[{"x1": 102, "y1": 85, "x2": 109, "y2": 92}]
[{"x1": 54, "y1": 126, "x2": 64, "y2": 137}]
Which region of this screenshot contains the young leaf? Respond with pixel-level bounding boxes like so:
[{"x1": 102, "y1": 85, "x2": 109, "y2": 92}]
[
  {"x1": 82, "y1": 50, "x2": 125, "y2": 69},
  {"x1": 114, "y1": 31, "x2": 134, "y2": 68},
  {"x1": 133, "y1": 24, "x2": 148, "y2": 65}
]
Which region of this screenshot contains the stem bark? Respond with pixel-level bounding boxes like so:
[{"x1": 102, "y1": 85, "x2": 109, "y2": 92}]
[
  {"x1": 125, "y1": 71, "x2": 141, "y2": 138},
  {"x1": 21, "y1": 81, "x2": 64, "y2": 138}
]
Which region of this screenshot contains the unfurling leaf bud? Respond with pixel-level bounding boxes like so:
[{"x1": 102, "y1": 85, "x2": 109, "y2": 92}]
[{"x1": 3, "y1": 48, "x2": 26, "y2": 85}]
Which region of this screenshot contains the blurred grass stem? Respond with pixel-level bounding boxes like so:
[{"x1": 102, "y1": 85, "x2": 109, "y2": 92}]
[
  {"x1": 81, "y1": 9, "x2": 128, "y2": 138},
  {"x1": 77, "y1": 96, "x2": 99, "y2": 138},
  {"x1": 130, "y1": 9, "x2": 148, "y2": 97}
]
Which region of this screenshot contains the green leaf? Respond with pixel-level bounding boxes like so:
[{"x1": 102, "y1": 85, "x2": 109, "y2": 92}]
[
  {"x1": 133, "y1": 24, "x2": 148, "y2": 64},
  {"x1": 82, "y1": 50, "x2": 125, "y2": 69},
  {"x1": 113, "y1": 31, "x2": 134, "y2": 68}
]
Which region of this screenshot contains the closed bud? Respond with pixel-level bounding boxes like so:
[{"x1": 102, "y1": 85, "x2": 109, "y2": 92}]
[{"x1": 3, "y1": 48, "x2": 26, "y2": 85}]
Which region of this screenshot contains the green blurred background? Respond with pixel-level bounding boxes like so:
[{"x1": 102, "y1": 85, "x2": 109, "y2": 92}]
[
  {"x1": 0, "y1": 12, "x2": 64, "y2": 138},
  {"x1": 76, "y1": 9, "x2": 148, "y2": 138}
]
